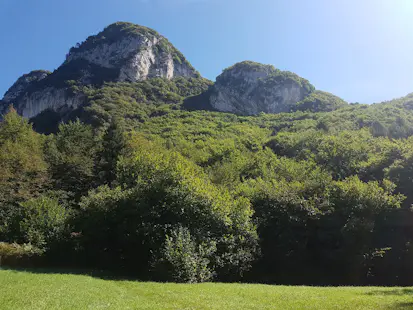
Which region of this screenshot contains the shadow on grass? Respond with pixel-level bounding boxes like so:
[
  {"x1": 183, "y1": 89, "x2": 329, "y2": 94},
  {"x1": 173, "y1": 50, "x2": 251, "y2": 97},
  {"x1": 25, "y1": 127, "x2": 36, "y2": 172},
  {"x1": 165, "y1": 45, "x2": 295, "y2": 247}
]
[
  {"x1": 0, "y1": 266, "x2": 142, "y2": 282},
  {"x1": 365, "y1": 288, "x2": 413, "y2": 296},
  {"x1": 365, "y1": 289, "x2": 413, "y2": 309},
  {"x1": 389, "y1": 303, "x2": 413, "y2": 309}
]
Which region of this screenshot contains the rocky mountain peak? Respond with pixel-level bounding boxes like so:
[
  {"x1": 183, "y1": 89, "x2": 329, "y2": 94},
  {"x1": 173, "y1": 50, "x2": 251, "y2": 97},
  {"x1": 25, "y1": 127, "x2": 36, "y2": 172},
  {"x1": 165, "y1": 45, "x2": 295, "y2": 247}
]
[
  {"x1": 3, "y1": 70, "x2": 51, "y2": 102},
  {"x1": 209, "y1": 61, "x2": 315, "y2": 115},
  {"x1": 216, "y1": 61, "x2": 275, "y2": 85},
  {"x1": 1, "y1": 22, "x2": 200, "y2": 119},
  {"x1": 65, "y1": 22, "x2": 199, "y2": 82}
]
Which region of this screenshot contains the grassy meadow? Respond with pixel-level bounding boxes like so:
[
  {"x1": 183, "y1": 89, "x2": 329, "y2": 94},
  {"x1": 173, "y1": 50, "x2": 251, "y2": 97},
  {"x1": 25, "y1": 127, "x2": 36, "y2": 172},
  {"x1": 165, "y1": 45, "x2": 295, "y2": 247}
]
[{"x1": 0, "y1": 269, "x2": 412, "y2": 309}]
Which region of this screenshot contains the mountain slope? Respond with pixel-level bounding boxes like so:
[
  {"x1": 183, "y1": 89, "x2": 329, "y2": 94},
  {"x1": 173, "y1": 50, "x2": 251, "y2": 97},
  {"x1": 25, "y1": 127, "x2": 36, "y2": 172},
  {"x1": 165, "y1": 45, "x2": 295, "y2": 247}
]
[
  {"x1": 210, "y1": 61, "x2": 315, "y2": 115},
  {"x1": 183, "y1": 61, "x2": 348, "y2": 116},
  {"x1": 1, "y1": 22, "x2": 199, "y2": 120},
  {"x1": 1, "y1": 23, "x2": 350, "y2": 122},
  {"x1": 3, "y1": 22, "x2": 413, "y2": 286}
]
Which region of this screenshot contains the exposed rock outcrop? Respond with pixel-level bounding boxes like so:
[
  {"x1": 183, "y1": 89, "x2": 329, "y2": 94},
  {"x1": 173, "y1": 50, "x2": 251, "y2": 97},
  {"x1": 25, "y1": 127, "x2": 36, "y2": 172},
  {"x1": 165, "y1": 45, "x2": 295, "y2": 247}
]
[
  {"x1": 1, "y1": 22, "x2": 199, "y2": 119},
  {"x1": 2, "y1": 24, "x2": 340, "y2": 122},
  {"x1": 65, "y1": 22, "x2": 199, "y2": 82},
  {"x1": 208, "y1": 61, "x2": 315, "y2": 115},
  {"x1": 15, "y1": 88, "x2": 86, "y2": 119},
  {"x1": 3, "y1": 70, "x2": 50, "y2": 102}
]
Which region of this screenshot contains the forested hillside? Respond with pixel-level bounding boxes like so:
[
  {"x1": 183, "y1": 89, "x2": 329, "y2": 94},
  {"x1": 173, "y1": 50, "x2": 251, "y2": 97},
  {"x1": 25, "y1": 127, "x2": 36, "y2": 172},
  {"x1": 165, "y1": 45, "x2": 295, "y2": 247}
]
[
  {"x1": 2, "y1": 22, "x2": 413, "y2": 286},
  {"x1": 2, "y1": 79, "x2": 413, "y2": 285}
]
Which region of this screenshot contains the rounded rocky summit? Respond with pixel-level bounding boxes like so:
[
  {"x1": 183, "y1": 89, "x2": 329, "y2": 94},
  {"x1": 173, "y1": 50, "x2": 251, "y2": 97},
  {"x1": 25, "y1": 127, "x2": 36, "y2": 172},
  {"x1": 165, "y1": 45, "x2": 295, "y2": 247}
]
[
  {"x1": 209, "y1": 61, "x2": 315, "y2": 115},
  {"x1": 66, "y1": 22, "x2": 199, "y2": 82}
]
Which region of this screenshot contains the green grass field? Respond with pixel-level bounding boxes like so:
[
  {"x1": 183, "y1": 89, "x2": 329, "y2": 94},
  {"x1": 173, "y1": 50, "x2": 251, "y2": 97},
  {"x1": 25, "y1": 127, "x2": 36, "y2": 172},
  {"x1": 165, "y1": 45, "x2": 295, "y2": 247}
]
[{"x1": 0, "y1": 269, "x2": 412, "y2": 309}]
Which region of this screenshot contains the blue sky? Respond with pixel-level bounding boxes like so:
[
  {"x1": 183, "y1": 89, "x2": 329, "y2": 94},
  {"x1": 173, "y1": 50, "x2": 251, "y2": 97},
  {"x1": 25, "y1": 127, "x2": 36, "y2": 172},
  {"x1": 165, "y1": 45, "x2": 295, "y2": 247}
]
[{"x1": 1, "y1": 0, "x2": 412, "y2": 103}]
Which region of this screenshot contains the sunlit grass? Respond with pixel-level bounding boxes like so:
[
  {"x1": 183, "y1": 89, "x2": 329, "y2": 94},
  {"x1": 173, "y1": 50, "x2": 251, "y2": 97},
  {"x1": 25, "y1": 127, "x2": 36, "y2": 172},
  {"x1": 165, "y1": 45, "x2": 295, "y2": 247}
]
[{"x1": 0, "y1": 269, "x2": 412, "y2": 309}]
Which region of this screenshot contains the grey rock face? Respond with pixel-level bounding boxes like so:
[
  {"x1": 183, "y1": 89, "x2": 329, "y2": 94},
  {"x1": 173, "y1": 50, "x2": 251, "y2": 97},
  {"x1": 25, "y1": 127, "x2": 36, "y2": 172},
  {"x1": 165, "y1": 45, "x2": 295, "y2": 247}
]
[
  {"x1": 3, "y1": 70, "x2": 50, "y2": 102},
  {"x1": 15, "y1": 88, "x2": 86, "y2": 119},
  {"x1": 209, "y1": 61, "x2": 314, "y2": 115},
  {"x1": 1, "y1": 69, "x2": 88, "y2": 120},
  {"x1": 1, "y1": 22, "x2": 198, "y2": 119},
  {"x1": 65, "y1": 22, "x2": 198, "y2": 83}
]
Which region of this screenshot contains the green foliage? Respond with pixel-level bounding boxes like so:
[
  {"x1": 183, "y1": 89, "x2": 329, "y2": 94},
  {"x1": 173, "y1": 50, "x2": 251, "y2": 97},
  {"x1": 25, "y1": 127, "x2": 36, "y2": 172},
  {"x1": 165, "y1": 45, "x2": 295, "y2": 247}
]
[
  {"x1": 19, "y1": 196, "x2": 69, "y2": 249},
  {"x1": 3, "y1": 66, "x2": 413, "y2": 285},
  {"x1": 222, "y1": 61, "x2": 273, "y2": 73},
  {"x1": 0, "y1": 108, "x2": 49, "y2": 242},
  {"x1": 217, "y1": 61, "x2": 315, "y2": 94},
  {"x1": 293, "y1": 90, "x2": 348, "y2": 112},
  {"x1": 241, "y1": 174, "x2": 403, "y2": 284},
  {"x1": 77, "y1": 135, "x2": 257, "y2": 280},
  {"x1": 155, "y1": 226, "x2": 216, "y2": 283},
  {"x1": 312, "y1": 94, "x2": 413, "y2": 138},
  {"x1": 45, "y1": 120, "x2": 100, "y2": 199},
  {"x1": 385, "y1": 142, "x2": 413, "y2": 206},
  {"x1": 95, "y1": 118, "x2": 128, "y2": 185},
  {"x1": 82, "y1": 77, "x2": 211, "y2": 128},
  {"x1": 0, "y1": 107, "x2": 49, "y2": 204},
  {"x1": 0, "y1": 242, "x2": 43, "y2": 267},
  {"x1": 69, "y1": 22, "x2": 160, "y2": 54},
  {"x1": 266, "y1": 129, "x2": 400, "y2": 180},
  {"x1": 68, "y1": 22, "x2": 198, "y2": 74}
]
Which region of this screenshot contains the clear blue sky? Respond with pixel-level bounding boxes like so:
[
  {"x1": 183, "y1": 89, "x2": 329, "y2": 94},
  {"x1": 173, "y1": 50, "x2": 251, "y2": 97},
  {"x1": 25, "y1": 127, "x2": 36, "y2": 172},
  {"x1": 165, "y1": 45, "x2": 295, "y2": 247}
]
[{"x1": 1, "y1": 0, "x2": 412, "y2": 103}]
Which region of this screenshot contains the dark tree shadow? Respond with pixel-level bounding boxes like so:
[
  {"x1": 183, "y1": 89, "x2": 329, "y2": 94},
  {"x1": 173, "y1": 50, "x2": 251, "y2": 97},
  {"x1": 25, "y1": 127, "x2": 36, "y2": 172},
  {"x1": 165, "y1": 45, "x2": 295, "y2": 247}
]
[
  {"x1": 388, "y1": 302, "x2": 413, "y2": 309},
  {"x1": 365, "y1": 289, "x2": 413, "y2": 296},
  {"x1": 365, "y1": 289, "x2": 413, "y2": 309}
]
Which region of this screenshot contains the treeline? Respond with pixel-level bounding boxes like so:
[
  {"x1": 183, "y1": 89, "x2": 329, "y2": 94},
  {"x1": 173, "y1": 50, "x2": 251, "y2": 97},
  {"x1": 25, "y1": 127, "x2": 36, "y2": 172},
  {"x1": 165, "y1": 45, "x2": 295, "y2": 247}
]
[
  {"x1": 2, "y1": 86, "x2": 413, "y2": 286},
  {"x1": 0, "y1": 108, "x2": 256, "y2": 283}
]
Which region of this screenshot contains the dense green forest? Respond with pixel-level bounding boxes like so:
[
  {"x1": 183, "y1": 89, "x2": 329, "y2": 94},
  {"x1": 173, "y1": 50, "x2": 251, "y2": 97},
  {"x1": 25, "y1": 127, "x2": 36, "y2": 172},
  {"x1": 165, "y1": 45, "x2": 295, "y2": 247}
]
[{"x1": 2, "y1": 75, "x2": 413, "y2": 285}]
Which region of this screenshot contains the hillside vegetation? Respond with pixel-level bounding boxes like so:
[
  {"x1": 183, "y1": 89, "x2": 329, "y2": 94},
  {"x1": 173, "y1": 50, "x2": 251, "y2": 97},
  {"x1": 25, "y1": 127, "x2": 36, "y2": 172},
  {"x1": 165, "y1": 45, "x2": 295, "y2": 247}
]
[{"x1": 2, "y1": 75, "x2": 413, "y2": 286}]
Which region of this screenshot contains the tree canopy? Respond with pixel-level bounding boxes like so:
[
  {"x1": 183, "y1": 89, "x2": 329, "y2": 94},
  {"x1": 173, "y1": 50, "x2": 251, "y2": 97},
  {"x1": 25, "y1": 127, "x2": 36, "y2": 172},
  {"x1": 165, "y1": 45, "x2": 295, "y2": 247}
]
[{"x1": 2, "y1": 79, "x2": 413, "y2": 285}]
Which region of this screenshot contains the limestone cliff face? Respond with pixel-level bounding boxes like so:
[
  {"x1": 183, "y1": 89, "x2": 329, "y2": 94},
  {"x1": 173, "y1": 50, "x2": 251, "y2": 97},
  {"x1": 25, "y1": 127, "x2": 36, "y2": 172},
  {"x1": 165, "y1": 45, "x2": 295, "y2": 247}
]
[
  {"x1": 209, "y1": 61, "x2": 315, "y2": 115},
  {"x1": 3, "y1": 70, "x2": 50, "y2": 103},
  {"x1": 65, "y1": 22, "x2": 198, "y2": 82},
  {"x1": 15, "y1": 88, "x2": 86, "y2": 119},
  {"x1": 1, "y1": 22, "x2": 198, "y2": 119}
]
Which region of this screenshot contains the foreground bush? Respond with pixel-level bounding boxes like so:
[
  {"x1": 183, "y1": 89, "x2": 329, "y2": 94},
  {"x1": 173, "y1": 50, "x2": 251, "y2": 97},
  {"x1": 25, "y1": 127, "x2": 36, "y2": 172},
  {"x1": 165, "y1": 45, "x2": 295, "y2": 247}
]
[
  {"x1": 154, "y1": 226, "x2": 216, "y2": 283},
  {"x1": 19, "y1": 196, "x2": 69, "y2": 249},
  {"x1": 75, "y1": 135, "x2": 258, "y2": 282},
  {"x1": 0, "y1": 242, "x2": 43, "y2": 267}
]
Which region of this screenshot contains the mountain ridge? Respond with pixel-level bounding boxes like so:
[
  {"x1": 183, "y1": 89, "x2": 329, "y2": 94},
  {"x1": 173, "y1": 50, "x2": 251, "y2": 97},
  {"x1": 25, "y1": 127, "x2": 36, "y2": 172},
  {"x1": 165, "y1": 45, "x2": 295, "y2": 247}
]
[
  {"x1": 3, "y1": 22, "x2": 413, "y2": 287},
  {"x1": 1, "y1": 21, "x2": 409, "y2": 124},
  {"x1": 1, "y1": 22, "x2": 199, "y2": 119}
]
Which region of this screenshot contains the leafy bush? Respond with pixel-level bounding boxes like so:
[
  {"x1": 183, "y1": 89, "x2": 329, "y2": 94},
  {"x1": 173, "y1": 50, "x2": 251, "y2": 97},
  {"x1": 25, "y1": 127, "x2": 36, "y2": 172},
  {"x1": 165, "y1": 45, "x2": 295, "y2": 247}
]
[
  {"x1": 45, "y1": 120, "x2": 100, "y2": 200},
  {"x1": 154, "y1": 226, "x2": 216, "y2": 283},
  {"x1": 76, "y1": 135, "x2": 258, "y2": 281},
  {"x1": 0, "y1": 107, "x2": 49, "y2": 205},
  {"x1": 0, "y1": 242, "x2": 43, "y2": 267},
  {"x1": 19, "y1": 196, "x2": 69, "y2": 249}
]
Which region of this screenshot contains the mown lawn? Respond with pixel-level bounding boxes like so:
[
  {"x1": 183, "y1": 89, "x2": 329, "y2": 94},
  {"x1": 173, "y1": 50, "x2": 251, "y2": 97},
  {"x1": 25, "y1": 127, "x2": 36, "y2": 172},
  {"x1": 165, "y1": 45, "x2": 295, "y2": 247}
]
[{"x1": 0, "y1": 269, "x2": 412, "y2": 309}]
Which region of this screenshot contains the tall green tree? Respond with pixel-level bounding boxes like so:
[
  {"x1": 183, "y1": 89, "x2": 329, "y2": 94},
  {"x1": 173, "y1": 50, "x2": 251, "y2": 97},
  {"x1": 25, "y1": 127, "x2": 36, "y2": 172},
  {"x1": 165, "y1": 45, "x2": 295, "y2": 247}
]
[
  {"x1": 45, "y1": 120, "x2": 100, "y2": 200},
  {"x1": 0, "y1": 107, "x2": 49, "y2": 241},
  {"x1": 95, "y1": 118, "x2": 127, "y2": 186},
  {"x1": 77, "y1": 135, "x2": 258, "y2": 281}
]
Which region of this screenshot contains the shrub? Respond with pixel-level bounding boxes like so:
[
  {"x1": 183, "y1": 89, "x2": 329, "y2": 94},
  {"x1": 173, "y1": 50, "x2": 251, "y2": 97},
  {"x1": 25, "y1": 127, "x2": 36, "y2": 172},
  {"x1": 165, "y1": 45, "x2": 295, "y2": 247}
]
[
  {"x1": 77, "y1": 135, "x2": 258, "y2": 281},
  {"x1": 0, "y1": 242, "x2": 43, "y2": 267},
  {"x1": 154, "y1": 226, "x2": 216, "y2": 283},
  {"x1": 20, "y1": 196, "x2": 69, "y2": 249}
]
